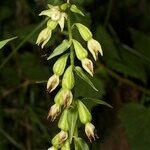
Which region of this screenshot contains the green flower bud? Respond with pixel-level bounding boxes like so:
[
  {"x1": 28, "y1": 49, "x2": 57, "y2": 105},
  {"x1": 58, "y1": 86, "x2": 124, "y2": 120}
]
[
  {"x1": 54, "y1": 89, "x2": 63, "y2": 105},
  {"x1": 61, "y1": 140, "x2": 70, "y2": 150},
  {"x1": 36, "y1": 27, "x2": 51, "y2": 48},
  {"x1": 53, "y1": 54, "x2": 69, "y2": 76},
  {"x1": 47, "y1": 20, "x2": 58, "y2": 30},
  {"x1": 62, "y1": 66, "x2": 75, "y2": 90},
  {"x1": 47, "y1": 104, "x2": 61, "y2": 121},
  {"x1": 58, "y1": 109, "x2": 69, "y2": 131},
  {"x1": 52, "y1": 131, "x2": 68, "y2": 149},
  {"x1": 81, "y1": 58, "x2": 94, "y2": 76},
  {"x1": 72, "y1": 39, "x2": 88, "y2": 60},
  {"x1": 77, "y1": 100, "x2": 92, "y2": 124},
  {"x1": 60, "y1": 3, "x2": 70, "y2": 11},
  {"x1": 75, "y1": 23, "x2": 92, "y2": 41}
]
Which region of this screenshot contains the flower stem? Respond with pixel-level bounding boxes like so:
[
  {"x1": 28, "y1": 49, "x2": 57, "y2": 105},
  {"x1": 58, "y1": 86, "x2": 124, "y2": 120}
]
[{"x1": 67, "y1": 15, "x2": 74, "y2": 66}]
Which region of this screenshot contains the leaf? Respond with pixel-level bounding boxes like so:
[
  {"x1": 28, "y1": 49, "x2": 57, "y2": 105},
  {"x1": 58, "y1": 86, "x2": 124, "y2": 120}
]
[
  {"x1": 67, "y1": 108, "x2": 78, "y2": 143},
  {"x1": 82, "y1": 98, "x2": 113, "y2": 108},
  {"x1": 74, "y1": 138, "x2": 89, "y2": 150},
  {"x1": 74, "y1": 66, "x2": 98, "y2": 91},
  {"x1": 119, "y1": 103, "x2": 150, "y2": 150},
  {"x1": 70, "y1": 5, "x2": 84, "y2": 16},
  {"x1": 0, "y1": 37, "x2": 17, "y2": 49},
  {"x1": 47, "y1": 39, "x2": 71, "y2": 60}
]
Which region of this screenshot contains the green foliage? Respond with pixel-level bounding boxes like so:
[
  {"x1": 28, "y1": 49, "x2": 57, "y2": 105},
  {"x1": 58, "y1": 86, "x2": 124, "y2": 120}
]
[{"x1": 120, "y1": 103, "x2": 150, "y2": 150}]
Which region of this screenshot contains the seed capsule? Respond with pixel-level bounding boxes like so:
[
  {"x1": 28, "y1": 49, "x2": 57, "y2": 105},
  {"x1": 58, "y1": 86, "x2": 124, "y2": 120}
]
[
  {"x1": 77, "y1": 100, "x2": 92, "y2": 124},
  {"x1": 75, "y1": 23, "x2": 92, "y2": 41},
  {"x1": 72, "y1": 39, "x2": 88, "y2": 60},
  {"x1": 58, "y1": 109, "x2": 69, "y2": 131},
  {"x1": 62, "y1": 66, "x2": 75, "y2": 90},
  {"x1": 47, "y1": 20, "x2": 58, "y2": 30},
  {"x1": 61, "y1": 140, "x2": 70, "y2": 150},
  {"x1": 53, "y1": 54, "x2": 69, "y2": 76}
]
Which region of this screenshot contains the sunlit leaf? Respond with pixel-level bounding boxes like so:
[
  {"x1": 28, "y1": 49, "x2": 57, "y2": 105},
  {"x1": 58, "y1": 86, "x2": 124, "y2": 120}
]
[
  {"x1": 74, "y1": 138, "x2": 89, "y2": 150},
  {"x1": 74, "y1": 66, "x2": 98, "y2": 91},
  {"x1": 47, "y1": 39, "x2": 71, "y2": 60},
  {"x1": 67, "y1": 108, "x2": 78, "y2": 143},
  {"x1": 70, "y1": 5, "x2": 84, "y2": 16},
  {"x1": 82, "y1": 98, "x2": 113, "y2": 108},
  {"x1": 0, "y1": 37, "x2": 17, "y2": 49}
]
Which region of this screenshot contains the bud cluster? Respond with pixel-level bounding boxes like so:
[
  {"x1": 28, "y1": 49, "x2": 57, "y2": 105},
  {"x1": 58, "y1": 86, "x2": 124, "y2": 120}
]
[{"x1": 36, "y1": 1, "x2": 103, "y2": 150}]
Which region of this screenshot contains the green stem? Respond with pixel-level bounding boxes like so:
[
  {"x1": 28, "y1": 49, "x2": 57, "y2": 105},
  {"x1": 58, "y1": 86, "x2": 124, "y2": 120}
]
[
  {"x1": 104, "y1": 0, "x2": 113, "y2": 27},
  {"x1": 67, "y1": 14, "x2": 74, "y2": 66}
]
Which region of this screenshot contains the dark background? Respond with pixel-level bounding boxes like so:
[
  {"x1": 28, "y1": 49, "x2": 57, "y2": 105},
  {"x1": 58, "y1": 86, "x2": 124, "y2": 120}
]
[{"x1": 0, "y1": 0, "x2": 150, "y2": 149}]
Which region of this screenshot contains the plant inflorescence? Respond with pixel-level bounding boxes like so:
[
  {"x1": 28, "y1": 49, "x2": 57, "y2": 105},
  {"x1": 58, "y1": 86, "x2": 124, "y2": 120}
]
[{"x1": 36, "y1": 1, "x2": 103, "y2": 149}]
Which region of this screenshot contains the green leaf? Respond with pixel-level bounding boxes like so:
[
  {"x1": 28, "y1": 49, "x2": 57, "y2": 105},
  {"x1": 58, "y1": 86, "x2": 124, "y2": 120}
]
[
  {"x1": 47, "y1": 39, "x2": 71, "y2": 60},
  {"x1": 74, "y1": 138, "x2": 89, "y2": 150},
  {"x1": 82, "y1": 98, "x2": 113, "y2": 108},
  {"x1": 120, "y1": 103, "x2": 150, "y2": 150},
  {"x1": 70, "y1": 5, "x2": 84, "y2": 16},
  {"x1": 0, "y1": 37, "x2": 17, "y2": 49},
  {"x1": 67, "y1": 108, "x2": 78, "y2": 143},
  {"x1": 74, "y1": 66, "x2": 98, "y2": 91}
]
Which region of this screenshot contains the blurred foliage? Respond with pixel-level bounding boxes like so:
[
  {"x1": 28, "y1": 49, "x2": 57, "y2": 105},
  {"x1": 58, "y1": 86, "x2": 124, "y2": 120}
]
[{"x1": 0, "y1": 0, "x2": 150, "y2": 150}]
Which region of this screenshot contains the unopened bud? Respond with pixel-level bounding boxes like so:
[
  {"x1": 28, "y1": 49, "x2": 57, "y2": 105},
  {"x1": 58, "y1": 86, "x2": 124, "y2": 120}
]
[
  {"x1": 36, "y1": 27, "x2": 51, "y2": 48},
  {"x1": 62, "y1": 66, "x2": 75, "y2": 90},
  {"x1": 47, "y1": 20, "x2": 58, "y2": 30},
  {"x1": 58, "y1": 109, "x2": 69, "y2": 131},
  {"x1": 53, "y1": 54, "x2": 69, "y2": 76},
  {"x1": 52, "y1": 131, "x2": 68, "y2": 148},
  {"x1": 47, "y1": 74, "x2": 59, "y2": 93},
  {"x1": 85, "y1": 122, "x2": 98, "y2": 142},
  {"x1": 61, "y1": 140, "x2": 70, "y2": 150},
  {"x1": 48, "y1": 146, "x2": 57, "y2": 150},
  {"x1": 77, "y1": 100, "x2": 92, "y2": 124},
  {"x1": 81, "y1": 58, "x2": 94, "y2": 76},
  {"x1": 72, "y1": 39, "x2": 88, "y2": 60},
  {"x1": 75, "y1": 23, "x2": 92, "y2": 41},
  {"x1": 87, "y1": 38, "x2": 103, "y2": 60},
  {"x1": 47, "y1": 104, "x2": 61, "y2": 121},
  {"x1": 60, "y1": 3, "x2": 70, "y2": 11}
]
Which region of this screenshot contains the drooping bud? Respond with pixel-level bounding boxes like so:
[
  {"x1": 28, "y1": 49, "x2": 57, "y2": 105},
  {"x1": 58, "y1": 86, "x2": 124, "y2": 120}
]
[
  {"x1": 48, "y1": 146, "x2": 57, "y2": 150},
  {"x1": 75, "y1": 23, "x2": 92, "y2": 41},
  {"x1": 62, "y1": 89, "x2": 73, "y2": 107},
  {"x1": 52, "y1": 131, "x2": 68, "y2": 149},
  {"x1": 60, "y1": 3, "x2": 70, "y2": 11},
  {"x1": 47, "y1": 20, "x2": 58, "y2": 30},
  {"x1": 81, "y1": 58, "x2": 94, "y2": 76},
  {"x1": 53, "y1": 54, "x2": 69, "y2": 76},
  {"x1": 58, "y1": 109, "x2": 69, "y2": 131},
  {"x1": 47, "y1": 74, "x2": 59, "y2": 93},
  {"x1": 47, "y1": 104, "x2": 61, "y2": 121},
  {"x1": 61, "y1": 140, "x2": 70, "y2": 150},
  {"x1": 62, "y1": 66, "x2": 75, "y2": 90},
  {"x1": 77, "y1": 100, "x2": 92, "y2": 124},
  {"x1": 85, "y1": 122, "x2": 98, "y2": 142},
  {"x1": 36, "y1": 27, "x2": 51, "y2": 48},
  {"x1": 87, "y1": 38, "x2": 103, "y2": 60},
  {"x1": 72, "y1": 39, "x2": 88, "y2": 60}
]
